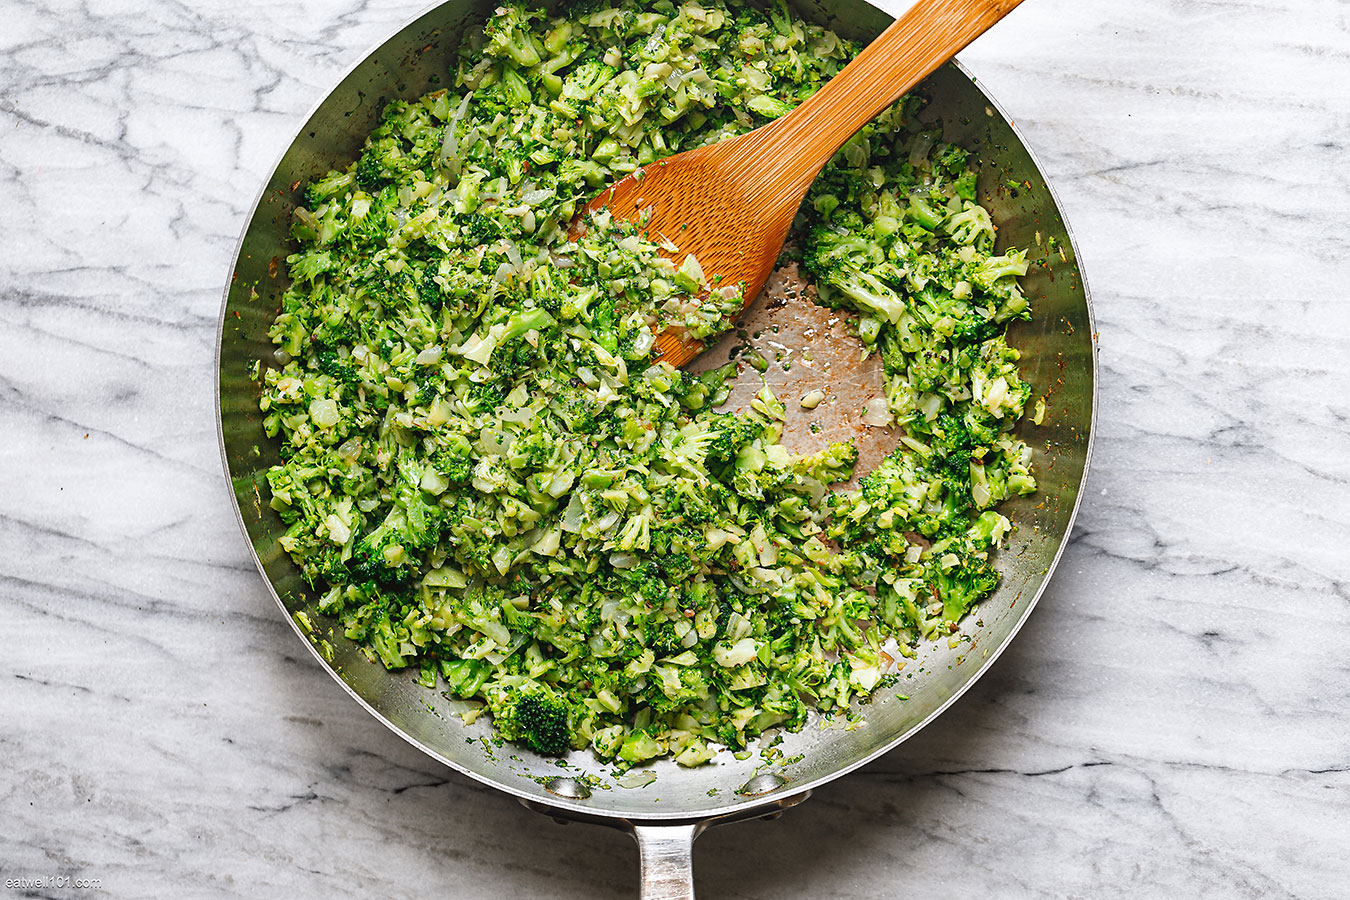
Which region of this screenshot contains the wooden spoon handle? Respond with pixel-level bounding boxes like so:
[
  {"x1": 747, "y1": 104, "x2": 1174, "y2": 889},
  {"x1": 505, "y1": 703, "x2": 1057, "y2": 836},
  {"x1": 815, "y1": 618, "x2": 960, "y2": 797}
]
[{"x1": 731, "y1": 0, "x2": 1025, "y2": 197}]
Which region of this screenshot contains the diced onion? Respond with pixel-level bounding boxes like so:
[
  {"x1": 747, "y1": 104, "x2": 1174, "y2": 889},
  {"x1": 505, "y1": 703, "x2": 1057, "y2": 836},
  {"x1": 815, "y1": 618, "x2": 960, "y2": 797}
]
[
  {"x1": 713, "y1": 638, "x2": 759, "y2": 667},
  {"x1": 439, "y1": 93, "x2": 472, "y2": 171},
  {"x1": 561, "y1": 494, "x2": 585, "y2": 533},
  {"x1": 909, "y1": 130, "x2": 937, "y2": 167},
  {"x1": 337, "y1": 438, "x2": 362, "y2": 461},
  {"x1": 308, "y1": 399, "x2": 339, "y2": 429},
  {"x1": 862, "y1": 397, "x2": 893, "y2": 427},
  {"x1": 324, "y1": 514, "x2": 350, "y2": 546},
  {"x1": 971, "y1": 477, "x2": 992, "y2": 508},
  {"x1": 630, "y1": 329, "x2": 655, "y2": 357}
]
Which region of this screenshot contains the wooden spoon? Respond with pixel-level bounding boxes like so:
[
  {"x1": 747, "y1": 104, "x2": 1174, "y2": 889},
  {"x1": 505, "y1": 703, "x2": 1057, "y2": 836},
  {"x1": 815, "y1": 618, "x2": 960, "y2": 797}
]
[{"x1": 576, "y1": 0, "x2": 1025, "y2": 368}]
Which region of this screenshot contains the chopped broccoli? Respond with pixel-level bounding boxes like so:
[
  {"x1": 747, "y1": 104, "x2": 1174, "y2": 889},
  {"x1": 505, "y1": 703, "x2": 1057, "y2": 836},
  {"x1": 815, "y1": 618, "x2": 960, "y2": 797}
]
[
  {"x1": 704, "y1": 413, "x2": 766, "y2": 466},
  {"x1": 804, "y1": 227, "x2": 908, "y2": 324},
  {"x1": 483, "y1": 3, "x2": 544, "y2": 69},
  {"x1": 261, "y1": 0, "x2": 1034, "y2": 770},
  {"x1": 433, "y1": 445, "x2": 475, "y2": 485}
]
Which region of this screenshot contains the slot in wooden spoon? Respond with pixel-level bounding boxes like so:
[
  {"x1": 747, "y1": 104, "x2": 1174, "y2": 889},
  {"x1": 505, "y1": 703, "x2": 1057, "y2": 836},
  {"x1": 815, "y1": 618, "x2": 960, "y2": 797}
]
[{"x1": 574, "y1": 0, "x2": 1024, "y2": 368}]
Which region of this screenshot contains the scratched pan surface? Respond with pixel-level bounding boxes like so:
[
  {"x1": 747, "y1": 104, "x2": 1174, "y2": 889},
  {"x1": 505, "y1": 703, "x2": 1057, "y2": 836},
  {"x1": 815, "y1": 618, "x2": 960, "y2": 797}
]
[{"x1": 217, "y1": 0, "x2": 1096, "y2": 823}]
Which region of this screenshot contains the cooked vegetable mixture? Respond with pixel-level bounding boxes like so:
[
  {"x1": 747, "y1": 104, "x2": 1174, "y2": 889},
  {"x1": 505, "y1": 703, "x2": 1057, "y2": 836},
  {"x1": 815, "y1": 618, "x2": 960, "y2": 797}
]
[{"x1": 261, "y1": 0, "x2": 1036, "y2": 766}]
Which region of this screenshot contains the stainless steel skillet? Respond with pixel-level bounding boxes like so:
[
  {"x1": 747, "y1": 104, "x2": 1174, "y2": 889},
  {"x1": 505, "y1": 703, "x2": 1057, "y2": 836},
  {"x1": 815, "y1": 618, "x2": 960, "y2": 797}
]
[{"x1": 215, "y1": 1, "x2": 1096, "y2": 895}]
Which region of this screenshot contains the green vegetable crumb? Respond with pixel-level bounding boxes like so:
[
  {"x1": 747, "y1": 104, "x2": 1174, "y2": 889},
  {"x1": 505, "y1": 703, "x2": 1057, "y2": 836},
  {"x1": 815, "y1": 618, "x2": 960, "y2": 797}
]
[{"x1": 260, "y1": 0, "x2": 1036, "y2": 768}]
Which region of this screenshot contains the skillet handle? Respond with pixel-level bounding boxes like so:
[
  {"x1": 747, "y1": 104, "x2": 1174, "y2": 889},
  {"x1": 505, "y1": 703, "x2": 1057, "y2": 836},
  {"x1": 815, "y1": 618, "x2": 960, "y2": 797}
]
[{"x1": 632, "y1": 823, "x2": 702, "y2": 899}]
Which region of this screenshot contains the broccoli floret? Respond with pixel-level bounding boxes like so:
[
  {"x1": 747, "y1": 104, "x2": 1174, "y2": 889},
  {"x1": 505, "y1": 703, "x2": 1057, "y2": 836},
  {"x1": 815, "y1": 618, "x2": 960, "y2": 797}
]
[
  {"x1": 433, "y1": 445, "x2": 475, "y2": 485},
  {"x1": 355, "y1": 147, "x2": 390, "y2": 191},
  {"x1": 933, "y1": 561, "x2": 999, "y2": 623},
  {"x1": 659, "y1": 481, "x2": 719, "y2": 526},
  {"x1": 360, "y1": 611, "x2": 413, "y2": 670},
  {"x1": 469, "y1": 79, "x2": 517, "y2": 122},
  {"x1": 346, "y1": 463, "x2": 444, "y2": 587},
  {"x1": 500, "y1": 689, "x2": 571, "y2": 756},
  {"x1": 647, "y1": 665, "x2": 710, "y2": 715},
  {"x1": 704, "y1": 413, "x2": 765, "y2": 466},
  {"x1": 928, "y1": 413, "x2": 976, "y2": 493},
  {"x1": 817, "y1": 266, "x2": 907, "y2": 325},
  {"x1": 286, "y1": 249, "x2": 333, "y2": 284},
  {"x1": 809, "y1": 168, "x2": 872, "y2": 221},
  {"x1": 560, "y1": 60, "x2": 617, "y2": 103},
  {"x1": 556, "y1": 157, "x2": 608, "y2": 191},
  {"x1": 528, "y1": 266, "x2": 566, "y2": 316},
  {"x1": 441, "y1": 658, "x2": 490, "y2": 698},
  {"x1": 357, "y1": 268, "x2": 416, "y2": 310},
  {"x1": 303, "y1": 544, "x2": 348, "y2": 587},
  {"x1": 313, "y1": 342, "x2": 361, "y2": 388},
  {"x1": 506, "y1": 429, "x2": 555, "y2": 470},
  {"x1": 954, "y1": 170, "x2": 979, "y2": 202},
  {"x1": 347, "y1": 535, "x2": 414, "y2": 589},
  {"x1": 629, "y1": 561, "x2": 668, "y2": 606},
  {"x1": 657, "y1": 548, "x2": 694, "y2": 577},
  {"x1": 793, "y1": 440, "x2": 858, "y2": 484},
  {"x1": 954, "y1": 309, "x2": 1000, "y2": 343},
  {"x1": 971, "y1": 249, "x2": 1029, "y2": 291},
  {"x1": 648, "y1": 525, "x2": 696, "y2": 568},
  {"x1": 563, "y1": 396, "x2": 599, "y2": 434},
  {"x1": 854, "y1": 445, "x2": 922, "y2": 507},
  {"x1": 945, "y1": 202, "x2": 995, "y2": 248},
  {"x1": 467, "y1": 381, "x2": 505, "y2": 415},
  {"x1": 435, "y1": 261, "x2": 497, "y2": 310},
  {"x1": 311, "y1": 309, "x2": 357, "y2": 347},
  {"x1": 459, "y1": 210, "x2": 505, "y2": 246},
  {"x1": 348, "y1": 184, "x2": 397, "y2": 245},
  {"x1": 558, "y1": 284, "x2": 601, "y2": 322},
  {"x1": 588, "y1": 298, "x2": 619, "y2": 353},
  {"x1": 490, "y1": 337, "x2": 541, "y2": 383},
  {"x1": 409, "y1": 376, "x2": 435, "y2": 408},
  {"x1": 482, "y1": 3, "x2": 544, "y2": 69},
  {"x1": 931, "y1": 143, "x2": 969, "y2": 177},
  {"x1": 419, "y1": 262, "x2": 445, "y2": 308},
  {"x1": 304, "y1": 170, "x2": 355, "y2": 208},
  {"x1": 644, "y1": 618, "x2": 684, "y2": 656},
  {"x1": 803, "y1": 227, "x2": 908, "y2": 324}
]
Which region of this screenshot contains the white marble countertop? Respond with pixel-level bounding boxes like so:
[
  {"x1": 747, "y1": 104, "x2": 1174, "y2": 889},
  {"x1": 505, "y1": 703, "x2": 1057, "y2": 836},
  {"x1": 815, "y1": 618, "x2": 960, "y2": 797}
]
[{"x1": 3, "y1": 0, "x2": 1348, "y2": 896}]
